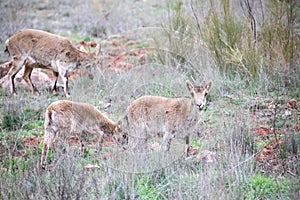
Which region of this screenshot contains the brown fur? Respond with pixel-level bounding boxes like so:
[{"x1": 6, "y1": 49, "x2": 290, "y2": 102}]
[
  {"x1": 0, "y1": 60, "x2": 12, "y2": 79},
  {"x1": 40, "y1": 100, "x2": 121, "y2": 169},
  {"x1": 126, "y1": 80, "x2": 212, "y2": 156},
  {"x1": 5, "y1": 29, "x2": 95, "y2": 97}
]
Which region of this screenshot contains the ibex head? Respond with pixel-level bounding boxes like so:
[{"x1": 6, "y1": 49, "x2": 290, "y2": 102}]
[{"x1": 186, "y1": 80, "x2": 212, "y2": 111}]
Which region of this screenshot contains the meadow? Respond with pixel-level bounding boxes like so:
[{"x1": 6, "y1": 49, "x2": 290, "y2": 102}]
[{"x1": 0, "y1": 0, "x2": 299, "y2": 199}]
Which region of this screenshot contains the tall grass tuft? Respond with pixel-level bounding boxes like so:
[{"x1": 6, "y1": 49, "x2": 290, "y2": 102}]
[
  {"x1": 152, "y1": 1, "x2": 201, "y2": 77},
  {"x1": 202, "y1": 0, "x2": 299, "y2": 83},
  {"x1": 152, "y1": 0, "x2": 300, "y2": 90}
]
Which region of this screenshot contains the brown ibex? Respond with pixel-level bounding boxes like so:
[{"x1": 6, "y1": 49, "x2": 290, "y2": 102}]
[
  {"x1": 40, "y1": 100, "x2": 124, "y2": 169},
  {"x1": 125, "y1": 80, "x2": 212, "y2": 156},
  {"x1": 5, "y1": 29, "x2": 97, "y2": 97}
]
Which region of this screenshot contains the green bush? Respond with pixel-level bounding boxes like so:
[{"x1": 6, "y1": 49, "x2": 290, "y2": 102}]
[
  {"x1": 0, "y1": 98, "x2": 43, "y2": 131},
  {"x1": 203, "y1": 0, "x2": 299, "y2": 79},
  {"x1": 243, "y1": 173, "x2": 290, "y2": 200},
  {"x1": 135, "y1": 176, "x2": 168, "y2": 200}
]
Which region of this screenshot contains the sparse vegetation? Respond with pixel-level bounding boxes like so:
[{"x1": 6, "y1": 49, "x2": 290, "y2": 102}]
[
  {"x1": 242, "y1": 173, "x2": 290, "y2": 200},
  {"x1": 0, "y1": 0, "x2": 299, "y2": 199}
]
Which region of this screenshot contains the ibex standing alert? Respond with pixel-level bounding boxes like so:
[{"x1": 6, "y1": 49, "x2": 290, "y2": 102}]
[
  {"x1": 126, "y1": 80, "x2": 212, "y2": 156},
  {"x1": 5, "y1": 29, "x2": 96, "y2": 97}
]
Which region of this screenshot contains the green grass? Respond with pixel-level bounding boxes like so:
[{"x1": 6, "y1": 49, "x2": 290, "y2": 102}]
[
  {"x1": 243, "y1": 173, "x2": 290, "y2": 200},
  {"x1": 136, "y1": 175, "x2": 168, "y2": 199}
]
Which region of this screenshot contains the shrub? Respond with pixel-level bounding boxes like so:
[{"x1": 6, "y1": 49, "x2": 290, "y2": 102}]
[
  {"x1": 0, "y1": 98, "x2": 43, "y2": 131},
  {"x1": 243, "y1": 173, "x2": 290, "y2": 200},
  {"x1": 152, "y1": 0, "x2": 300, "y2": 90}
]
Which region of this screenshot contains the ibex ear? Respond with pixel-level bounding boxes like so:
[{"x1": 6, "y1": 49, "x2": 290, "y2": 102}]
[
  {"x1": 186, "y1": 80, "x2": 194, "y2": 92},
  {"x1": 206, "y1": 81, "x2": 212, "y2": 90}
]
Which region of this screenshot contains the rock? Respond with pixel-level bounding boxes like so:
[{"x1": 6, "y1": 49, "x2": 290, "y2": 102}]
[
  {"x1": 194, "y1": 150, "x2": 216, "y2": 163},
  {"x1": 288, "y1": 99, "x2": 298, "y2": 109}
]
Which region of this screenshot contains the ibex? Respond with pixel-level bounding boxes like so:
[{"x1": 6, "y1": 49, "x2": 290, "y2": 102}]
[
  {"x1": 125, "y1": 80, "x2": 212, "y2": 156},
  {"x1": 5, "y1": 29, "x2": 96, "y2": 97},
  {"x1": 40, "y1": 100, "x2": 124, "y2": 169}
]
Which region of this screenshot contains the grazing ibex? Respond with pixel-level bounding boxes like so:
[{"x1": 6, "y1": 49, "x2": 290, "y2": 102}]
[
  {"x1": 40, "y1": 100, "x2": 123, "y2": 169},
  {"x1": 5, "y1": 29, "x2": 96, "y2": 97},
  {"x1": 125, "y1": 80, "x2": 212, "y2": 156}
]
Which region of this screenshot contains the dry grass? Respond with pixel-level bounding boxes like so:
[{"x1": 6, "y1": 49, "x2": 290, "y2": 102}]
[{"x1": 0, "y1": 0, "x2": 299, "y2": 199}]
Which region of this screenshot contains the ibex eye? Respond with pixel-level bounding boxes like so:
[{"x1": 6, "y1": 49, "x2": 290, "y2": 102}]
[{"x1": 204, "y1": 92, "x2": 208, "y2": 97}]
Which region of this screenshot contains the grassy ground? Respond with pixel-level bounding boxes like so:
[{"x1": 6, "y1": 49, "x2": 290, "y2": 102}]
[{"x1": 0, "y1": 0, "x2": 300, "y2": 199}]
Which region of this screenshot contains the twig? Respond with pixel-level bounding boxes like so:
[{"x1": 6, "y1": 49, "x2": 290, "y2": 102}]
[
  {"x1": 189, "y1": 0, "x2": 201, "y2": 35},
  {"x1": 241, "y1": 0, "x2": 257, "y2": 43},
  {"x1": 224, "y1": 150, "x2": 261, "y2": 174},
  {"x1": 287, "y1": 170, "x2": 297, "y2": 177}
]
